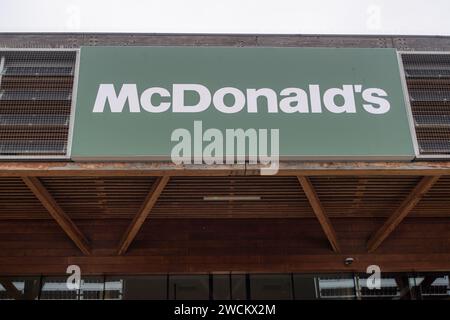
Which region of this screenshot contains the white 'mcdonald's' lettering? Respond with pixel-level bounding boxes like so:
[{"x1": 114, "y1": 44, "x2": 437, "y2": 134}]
[{"x1": 92, "y1": 83, "x2": 391, "y2": 115}]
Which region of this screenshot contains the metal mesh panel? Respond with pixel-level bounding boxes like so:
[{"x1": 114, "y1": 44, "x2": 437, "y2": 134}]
[
  {"x1": 0, "y1": 50, "x2": 76, "y2": 157},
  {"x1": 401, "y1": 53, "x2": 450, "y2": 156}
]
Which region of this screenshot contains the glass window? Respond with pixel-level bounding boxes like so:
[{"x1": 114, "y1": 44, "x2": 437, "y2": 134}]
[
  {"x1": 414, "y1": 273, "x2": 450, "y2": 300},
  {"x1": 230, "y1": 274, "x2": 247, "y2": 300},
  {"x1": 169, "y1": 275, "x2": 209, "y2": 300},
  {"x1": 79, "y1": 277, "x2": 104, "y2": 300},
  {"x1": 105, "y1": 276, "x2": 167, "y2": 300},
  {"x1": 0, "y1": 276, "x2": 41, "y2": 300},
  {"x1": 2, "y1": 272, "x2": 449, "y2": 300},
  {"x1": 293, "y1": 274, "x2": 356, "y2": 300},
  {"x1": 250, "y1": 274, "x2": 293, "y2": 300},
  {"x1": 40, "y1": 276, "x2": 78, "y2": 300},
  {"x1": 212, "y1": 274, "x2": 230, "y2": 300},
  {"x1": 356, "y1": 272, "x2": 418, "y2": 300},
  {"x1": 292, "y1": 274, "x2": 318, "y2": 299},
  {"x1": 211, "y1": 274, "x2": 249, "y2": 300},
  {"x1": 40, "y1": 276, "x2": 103, "y2": 300}
]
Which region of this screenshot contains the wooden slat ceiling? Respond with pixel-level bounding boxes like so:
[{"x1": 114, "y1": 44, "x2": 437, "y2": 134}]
[
  {"x1": 39, "y1": 176, "x2": 158, "y2": 219},
  {"x1": 310, "y1": 176, "x2": 421, "y2": 218},
  {"x1": 412, "y1": 176, "x2": 450, "y2": 216},
  {"x1": 152, "y1": 176, "x2": 312, "y2": 218},
  {"x1": 0, "y1": 177, "x2": 49, "y2": 219},
  {"x1": 1, "y1": 175, "x2": 450, "y2": 220}
]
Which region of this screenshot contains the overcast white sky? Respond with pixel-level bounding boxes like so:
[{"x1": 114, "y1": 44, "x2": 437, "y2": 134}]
[{"x1": 0, "y1": 0, "x2": 449, "y2": 35}]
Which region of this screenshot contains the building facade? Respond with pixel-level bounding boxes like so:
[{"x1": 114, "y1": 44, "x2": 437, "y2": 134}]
[{"x1": 0, "y1": 34, "x2": 449, "y2": 300}]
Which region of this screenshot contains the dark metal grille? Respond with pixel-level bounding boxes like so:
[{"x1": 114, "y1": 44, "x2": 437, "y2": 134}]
[
  {"x1": 0, "y1": 50, "x2": 76, "y2": 157},
  {"x1": 401, "y1": 53, "x2": 450, "y2": 156}
]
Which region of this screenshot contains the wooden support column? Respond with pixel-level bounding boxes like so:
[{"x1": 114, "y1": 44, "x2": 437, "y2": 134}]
[
  {"x1": 367, "y1": 176, "x2": 440, "y2": 253},
  {"x1": 297, "y1": 176, "x2": 341, "y2": 253},
  {"x1": 397, "y1": 274, "x2": 439, "y2": 300},
  {"x1": 21, "y1": 176, "x2": 91, "y2": 255},
  {"x1": 117, "y1": 176, "x2": 170, "y2": 255}
]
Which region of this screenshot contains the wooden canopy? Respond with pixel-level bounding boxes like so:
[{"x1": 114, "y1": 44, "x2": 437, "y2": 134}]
[
  {"x1": 0, "y1": 161, "x2": 449, "y2": 275},
  {"x1": 1, "y1": 33, "x2": 450, "y2": 276}
]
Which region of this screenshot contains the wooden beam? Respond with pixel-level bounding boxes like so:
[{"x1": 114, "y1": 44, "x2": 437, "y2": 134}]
[
  {"x1": 2, "y1": 161, "x2": 450, "y2": 177},
  {"x1": 367, "y1": 176, "x2": 440, "y2": 253},
  {"x1": 297, "y1": 176, "x2": 341, "y2": 252},
  {"x1": 395, "y1": 275, "x2": 420, "y2": 300},
  {"x1": 0, "y1": 278, "x2": 23, "y2": 300},
  {"x1": 2, "y1": 253, "x2": 450, "y2": 275},
  {"x1": 21, "y1": 176, "x2": 91, "y2": 255},
  {"x1": 419, "y1": 275, "x2": 439, "y2": 290},
  {"x1": 117, "y1": 176, "x2": 170, "y2": 255},
  {"x1": 23, "y1": 279, "x2": 40, "y2": 300}
]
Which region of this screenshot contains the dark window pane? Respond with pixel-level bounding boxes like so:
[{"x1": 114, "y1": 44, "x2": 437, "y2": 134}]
[
  {"x1": 250, "y1": 274, "x2": 293, "y2": 300},
  {"x1": 169, "y1": 275, "x2": 209, "y2": 300},
  {"x1": 212, "y1": 275, "x2": 230, "y2": 300},
  {"x1": 3, "y1": 272, "x2": 448, "y2": 300},
  {"x1": 230, "y1": 274, "x2": 247, "y2": 300},
  {"x1": 293, "y1": 274, "x2": 318, "y2": 300}
]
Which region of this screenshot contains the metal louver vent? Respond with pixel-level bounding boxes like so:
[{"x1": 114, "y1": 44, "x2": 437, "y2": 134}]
[
  {"x1": 401, "y1": 52, "x2": 450, "y2": 157},
  {"x1": 0, "y1": 50, "x2": 77, "y2": 158}
]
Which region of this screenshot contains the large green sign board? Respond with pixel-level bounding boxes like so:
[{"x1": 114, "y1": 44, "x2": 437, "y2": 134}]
[{"x1": 71, "y1": 47, "x2": 415, "y2": 161}]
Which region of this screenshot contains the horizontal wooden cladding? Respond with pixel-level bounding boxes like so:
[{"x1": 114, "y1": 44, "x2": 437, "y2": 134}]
[
  {"x1": 0, "y1": 100, "x2": 71, "y2": 108},
  {"x1": 0, "y1": 106, "x2": 71, "y2": 117},
  {"x1": 0, "y1": 130, "x2": 69, "y2": 140},
  {"x1": 0, "y1": 218, "x2": 449, "y2": 274},
  {"x1": 131, "y1": 217, "x2": 450, "y2": 255},
  {"x1": 0, "y1": 76, "x2": 74, "y2": 90},
  {"x1": 310, "y1": 176, "x2": 424, "y2": 218},
  {"x1": 406, "y1": 79, "x2": 450, "y2": 88},
  {"x1": 1, "y1": 254, "x2": 450, "y2": 275},
  {"x1": 152, "y1": 176, "x2": 313, "y2": 218},
  {"x1": 39, "y1": 177, "x2": 158, "y2": 219},
  {"x1": 1, "y1": 175, "x2": 450, "y2": 219},
  {"x1": 0, "y1": 177, "x2": 49, "y2": 219},
  {"x1": 0, "y1": 50, "x2": 76, "y2": 61},
  {"x1": 415, "y1": 130, "x2": 450, "y2": 139},
  {"x1": 21, "y1": 176, "x2": 91, "y2": 255},
  {"x1": 413, "y1": 176, "x2": 450, "y2": 216}
]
